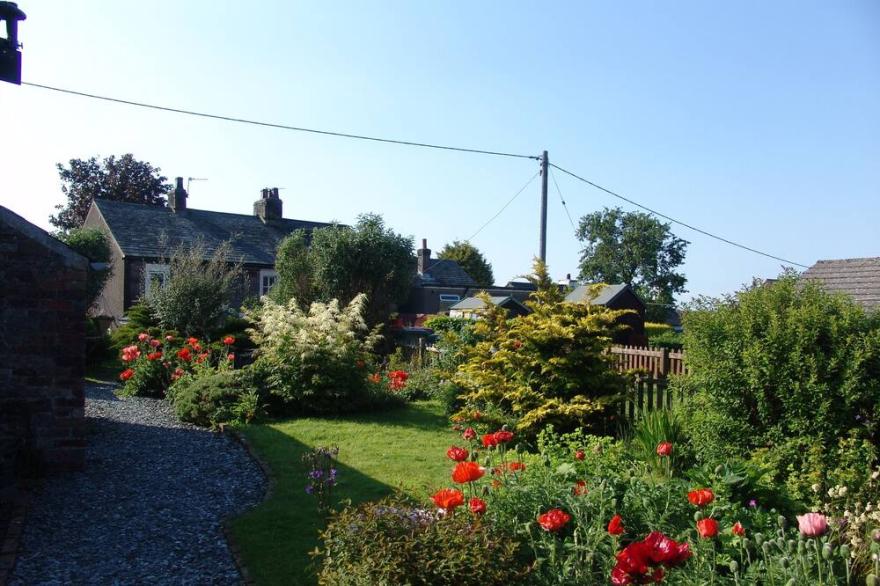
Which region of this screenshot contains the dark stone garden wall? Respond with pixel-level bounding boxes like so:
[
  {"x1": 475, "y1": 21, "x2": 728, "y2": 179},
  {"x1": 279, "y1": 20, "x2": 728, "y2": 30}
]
[{"x1": 0, "y1": 206, "x2": 88, "y2": 490}]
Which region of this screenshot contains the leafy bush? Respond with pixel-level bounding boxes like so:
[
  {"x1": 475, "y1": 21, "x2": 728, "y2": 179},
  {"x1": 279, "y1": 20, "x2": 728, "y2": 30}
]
[
  {"x1": 247, "y1": 294, "x2": 400, "y2": 414},
  {"x1": 150, "y1": 238, "x2": 244, "y2": 337},
  {"x1": 677, "y1": 273, "x2": 880, "y2": 465},
  {"x1": 452, "y1": 261, "x2": 628, "y2": 439},
  {"x1": 317, "y1": 496, "x2": 529, "y2": 585},
  {"x1": 57, "y1": 227, "x2": 113, "y2": 309},
  {"x1": 109, "y1": 301, "x2": 160, "y2": 354},
  {"x1": 167, "y1": 369, "x2": 264, "y2": 428}
]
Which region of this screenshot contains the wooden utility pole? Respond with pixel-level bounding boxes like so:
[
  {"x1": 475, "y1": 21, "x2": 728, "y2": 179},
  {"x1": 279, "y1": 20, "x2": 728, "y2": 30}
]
[{"x1": 539, "y1": 150, "x2": 549, "y2": 262}]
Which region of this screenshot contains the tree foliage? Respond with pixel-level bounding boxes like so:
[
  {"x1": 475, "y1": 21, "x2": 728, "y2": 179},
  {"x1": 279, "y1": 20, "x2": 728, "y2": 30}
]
[
  {"x1": 51, "y1": 154, "x2": 171, "y2": 232},
  {"x1": 438, "y1": 240, "x2": 495, "y2": 287},
  {"x1": 576, "y1": 207, "x2": 687, "y2": 320},
  {"x1": 149, "y1": 239, "x2": 244, "y2": 337},
  {"x1": 272, "y1": 213, "x2": 415, "y2": 326},
  {"x1": 452, "y1": 260, "x2": 627, "y2": 439},
  {"x1": 57, "y1": 227, "x2": 112, "y2": 310}
]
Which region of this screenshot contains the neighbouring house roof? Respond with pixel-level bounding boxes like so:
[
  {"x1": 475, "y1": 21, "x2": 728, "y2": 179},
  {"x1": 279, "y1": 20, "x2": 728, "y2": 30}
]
[
  {"x1": 450, "y1": 295, "x2": 530, "y2": 313},
  {"x1": 418, "y1": 258, "x2": 478, "y2": 287},
  {"x1": 565, "y1": 283, "x2": 644, "y2": 308},
  {"x1": 91, "y1": 199, "x2": 332, "y2": 265},
  {"x1": 802, "y1": 257, "x2": 880, "y2": 311},
  {"x1": 505, "y1": 280, "x2": 538, "y2": 291}
]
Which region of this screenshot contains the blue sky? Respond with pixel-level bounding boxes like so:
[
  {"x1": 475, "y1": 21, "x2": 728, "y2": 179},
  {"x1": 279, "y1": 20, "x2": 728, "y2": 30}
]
[{"x1": 1, "y1": 1, "x2": 877, "y2": 300}]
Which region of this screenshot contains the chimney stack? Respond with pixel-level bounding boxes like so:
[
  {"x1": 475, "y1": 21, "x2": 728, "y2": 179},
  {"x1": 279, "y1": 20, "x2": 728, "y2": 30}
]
[
  {"x1": 254, "y1": 187, "x2": 283, "y2": 222},
  {"x1": 417, "y1": 238, "x2": 431, "y2": 273},
  {"x1": 168, "y1": 177, "x2": 187, "y2": 212}
]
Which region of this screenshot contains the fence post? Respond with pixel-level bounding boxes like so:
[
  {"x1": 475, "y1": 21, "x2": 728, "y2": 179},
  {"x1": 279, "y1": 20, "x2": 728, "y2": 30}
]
[{"x1": 659, "y1": 347, "x2": 669, "y2": 378}]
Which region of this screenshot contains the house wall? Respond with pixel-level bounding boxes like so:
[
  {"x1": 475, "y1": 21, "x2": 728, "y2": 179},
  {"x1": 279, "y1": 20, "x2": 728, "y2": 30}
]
[
  {"x1": 82, "y1": 205, "x2": 125, "y2": 320},
  {"x1": 0, "y1": 207, "x2": 87, "y2": 489}
]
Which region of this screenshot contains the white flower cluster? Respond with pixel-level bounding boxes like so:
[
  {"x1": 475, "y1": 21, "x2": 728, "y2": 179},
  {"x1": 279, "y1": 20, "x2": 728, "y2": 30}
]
[{"x1": 247, "y1": 294, "x2": 381, "y2": 362}]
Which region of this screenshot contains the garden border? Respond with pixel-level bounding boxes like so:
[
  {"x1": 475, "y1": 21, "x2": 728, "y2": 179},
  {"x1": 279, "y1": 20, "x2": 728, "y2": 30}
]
[{"x1": 221, "y1": 426, "x2": 276, "y2": 586}]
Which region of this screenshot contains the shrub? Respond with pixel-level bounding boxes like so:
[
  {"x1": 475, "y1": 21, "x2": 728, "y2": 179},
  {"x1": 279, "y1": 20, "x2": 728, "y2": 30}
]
[
  {"x1": 149, "y1": 238, "x2": 244, "y2": 337},
  {"x1": 677, "y1": 273, "x2": 880, "y2": 464},
  {"x1": 645, "y1": 321, "x2": 684, "y2": 349},
  {"x1": 109, "y1": 301, "x2": 160, "y2": 354},
  {"x1": 247, "y1": 294, "x2": 399, "y2": 414},
  {"x1": 317, "y1": 496, "x2": 528, "y2": 585},
  {"x1": 451, "y1": 261, "x2": 628, "y2": 439},
  {"x1": 167, "y1": 369, "x2": 264, "y2": 428},
  {"x1": 57, "y1": 227, "x2": 112, "y2": 309}
]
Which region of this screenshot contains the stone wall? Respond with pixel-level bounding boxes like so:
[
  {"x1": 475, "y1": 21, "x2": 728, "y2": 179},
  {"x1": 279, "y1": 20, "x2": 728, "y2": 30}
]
[{"x1": 0, "y1": 206, "x2": 88, "y2": 489}]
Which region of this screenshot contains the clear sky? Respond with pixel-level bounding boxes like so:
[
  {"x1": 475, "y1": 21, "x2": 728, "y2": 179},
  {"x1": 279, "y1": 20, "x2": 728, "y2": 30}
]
[{"x1": 1, "y1": 1, "x2": 878, "y2": 300}]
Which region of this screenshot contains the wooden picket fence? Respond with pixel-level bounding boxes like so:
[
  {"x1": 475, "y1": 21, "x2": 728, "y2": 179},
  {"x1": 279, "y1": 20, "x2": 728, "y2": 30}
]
[{"x1": 609, "y1": 345, "x2": 688, "y2": 420}]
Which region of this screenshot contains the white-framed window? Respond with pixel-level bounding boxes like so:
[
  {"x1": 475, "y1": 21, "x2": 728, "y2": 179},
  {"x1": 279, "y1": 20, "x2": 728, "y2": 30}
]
[
  {"x1": 144, "y1": 263, "x2": 170, "y2": 299},
  {"x1": 259, "y1": 269, "x2": 278, "y2": 296},
  {"x1": 439, "y1": 294, "x2": 461, "y2": 303}
]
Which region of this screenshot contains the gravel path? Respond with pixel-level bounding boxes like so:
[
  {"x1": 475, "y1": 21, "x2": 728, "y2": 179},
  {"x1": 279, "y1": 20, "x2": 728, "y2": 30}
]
[{"x1": 9, "y1": 382, "x2": 266, "y2": 585}]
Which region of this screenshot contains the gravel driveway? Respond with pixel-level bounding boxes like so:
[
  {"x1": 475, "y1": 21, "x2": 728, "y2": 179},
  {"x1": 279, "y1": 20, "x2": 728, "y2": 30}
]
[{"x1": 9, "y1": 382, "x2": 266, "y2": 585}]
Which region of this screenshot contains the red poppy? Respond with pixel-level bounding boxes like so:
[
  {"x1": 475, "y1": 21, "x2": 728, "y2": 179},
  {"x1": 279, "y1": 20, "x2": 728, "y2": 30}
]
[
  {"x1": 537, "y1": 509, "x2": 571, "y2": 532},
  {"x1": 165, "y1": 335, "x2": 174, "y2": 342},
  {"x1": 575, "y1": 449, "x2": 586, "y2": 461},
  {"x1": 507, "y1": 461, "x2": 525, "y2": 472},
  {"x1": 482, "y1": 433, "x2": 499, "y2": 448},
  {"x1": 146, "y1": 351, "x2": 162, "y2": 361},
  {"x1": 195, "y1": 352, "x2": 209, "y2": 364},
  {"x1": 119, "y1": 368, "x2": 135, "y2": 381},
  {"x1": 469, "y1": 497, "x2": 486, "y2": 515},
  {"x1": 687, "y1": 488, "x2": 715, "y2": 507},
  {"x1": 493, "y1": 430, "x2": 514, "y2": 444},
  {"x1": 611, "y1": 531, "x2": 690, "y2": 584},
  {"x1": 732, "y1": 521, "x2": 745, "y2": 537},
  {"x1": 573, "y1": 480, "x2": 588, "y2": 496},
  {"x1": 186, "y1": 337, "x2": 199, "y2": 346},
  {"x1": 227, "y1": 353, "x2": 235, "y2": 362},
  {"x1": 121, "y1": 345, "x2": 141, "y2": 362},
  {"x1": 222, "y1": 336, "x2": 235, "y2": 345},
  {"x1": 462, "y1": 427, "x2": 477, "y2": 440},
  {"x1": 452, "y1": 461, "x2": 485, "y2": 484},
  {"x1": 171, "y1": 367, "x2": 185, "y2": 381},
  {"x1": 176, "y1": 347, "x2": 192, "y2": 362},
  {"x1": 608, "y1": 514, "x2": 625, "y2": 536},
  {"x1": 431, "y1": 488, "x2": 464, "y2": 511},
  {"x1": 446, "y1": 446, "x2": 469, "y2": 462},
  {"x1": 149, "y1": 339, "x2": 161, "y2": 348},
  {"x1": 656, "y1": 442, "x2": 673, "y2": 457},
  {"x1": 368, "y1": 373, "x2": 382, "y2": 383},
  {"x1": 138, "y1": 333, "x2": 149, "y2": 342},
  {"x1": 697, "y1": 518, "x2": 719, "y2": 539}
]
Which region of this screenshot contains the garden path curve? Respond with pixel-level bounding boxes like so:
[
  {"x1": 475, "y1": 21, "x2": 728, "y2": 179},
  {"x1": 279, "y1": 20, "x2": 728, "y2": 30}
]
[{"x1": 9, "y1": 382, "x2": 266, "y2": 585}]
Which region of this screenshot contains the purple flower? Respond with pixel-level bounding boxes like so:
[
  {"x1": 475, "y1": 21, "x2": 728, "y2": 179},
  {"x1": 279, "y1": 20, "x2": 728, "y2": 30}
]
[
  {"x1": 748, "y1": 499, "x2": 757, "y2": 508},
  {"x1": 305, "y1": 484, "x2": 314, "y2": 494},
  {"x1": 309, "y1": 469, "x2": 324, "y2": 480}
]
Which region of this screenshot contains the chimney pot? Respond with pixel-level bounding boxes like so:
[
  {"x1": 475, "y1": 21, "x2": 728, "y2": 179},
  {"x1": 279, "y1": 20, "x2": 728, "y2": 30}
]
[
  {"x1": 254, "y1": 186, "x2": 283, "y2": 222},
  {"x1": 169, "y1": 176, "x2": 187, "y2": 212}
]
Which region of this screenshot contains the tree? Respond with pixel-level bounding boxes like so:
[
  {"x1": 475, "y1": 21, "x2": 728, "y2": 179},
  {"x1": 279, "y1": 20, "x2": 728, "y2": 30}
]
[
  {"x1": 437, "y1": 241, "x2": 495, "y2": 287},
  {"x1": 576, "y1": 207, "x2": 688, "y2": 320},
  {"x1": 56, "y1": 228, "x2": 112, "y2": 310},
  {"x1": 273, "y1": 213, "x2": 415, "y2": 327},
  {"x1": 50, "y1": 154, "x2": 171, "y2": 232}
]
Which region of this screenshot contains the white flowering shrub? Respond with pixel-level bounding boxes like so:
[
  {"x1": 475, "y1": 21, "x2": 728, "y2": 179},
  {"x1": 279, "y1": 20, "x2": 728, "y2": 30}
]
[{"x1": 247, "y1": 294, "x2": 398, "y2": 414}]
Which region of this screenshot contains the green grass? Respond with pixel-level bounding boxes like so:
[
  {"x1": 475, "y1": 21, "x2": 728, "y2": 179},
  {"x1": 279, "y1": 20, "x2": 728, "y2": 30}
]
[{"x1": 229, "y1": 401, "x2": 459, "y2": 586}]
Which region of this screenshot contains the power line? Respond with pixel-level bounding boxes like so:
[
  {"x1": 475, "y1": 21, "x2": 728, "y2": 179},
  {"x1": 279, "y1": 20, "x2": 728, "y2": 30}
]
[
  {"x1": 550, "y1": 163, "x2": 810, "y2": 269},
  {"x1": 549, "y1": 166, "x2": 577, "y2": 232},
  {"x1": 467, "y1": 172, "x2": 540, "y2": 242},
  {"x1": 22, "y1": 82, "x2": 539, "y2": 161}
]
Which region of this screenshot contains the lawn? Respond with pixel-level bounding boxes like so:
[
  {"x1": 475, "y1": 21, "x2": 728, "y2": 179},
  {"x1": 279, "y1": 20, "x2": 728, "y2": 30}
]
[{"x1": 229, "y1": 400, "x2": 460, "y2": 586}]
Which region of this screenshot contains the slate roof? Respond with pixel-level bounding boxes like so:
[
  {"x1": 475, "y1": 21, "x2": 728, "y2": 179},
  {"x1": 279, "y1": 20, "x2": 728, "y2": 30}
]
[
  {"x1": 451, "y1": 295, "x2": 514, "y2": 310},
  {"x1": 802, "y1": 257, "x2": 880, "y2": 311},
  {"x1": 92, "y1": 199, "x2": 332, "y2": 266},
  {"x1": 565, "y1": 283, "x2": 643, "y2": 307},
  {"x1": 417, "y1": 259, "x2": 477, "y2": 287}
]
